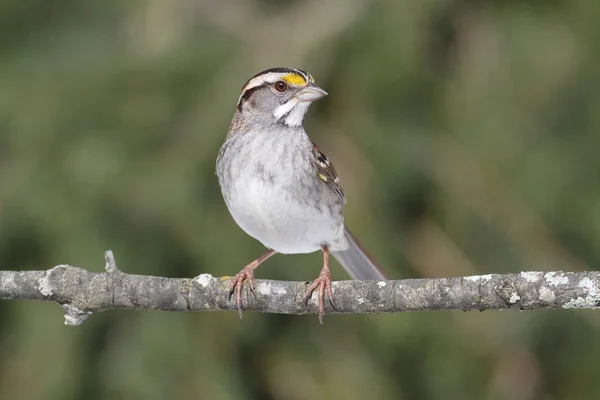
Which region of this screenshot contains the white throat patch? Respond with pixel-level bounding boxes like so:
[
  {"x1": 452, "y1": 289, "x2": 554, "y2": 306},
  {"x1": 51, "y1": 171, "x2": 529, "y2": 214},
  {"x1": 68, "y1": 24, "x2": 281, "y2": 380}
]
[{"x1": 273, "y1": 99, "x2": 310, "y2": 127}]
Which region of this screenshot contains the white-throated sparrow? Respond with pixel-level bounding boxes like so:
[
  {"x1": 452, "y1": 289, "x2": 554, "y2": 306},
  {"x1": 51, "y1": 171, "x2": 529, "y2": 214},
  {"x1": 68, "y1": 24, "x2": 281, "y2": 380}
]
[{"x1": 216, "y1": 67, "x2": 386, "y2": 322}]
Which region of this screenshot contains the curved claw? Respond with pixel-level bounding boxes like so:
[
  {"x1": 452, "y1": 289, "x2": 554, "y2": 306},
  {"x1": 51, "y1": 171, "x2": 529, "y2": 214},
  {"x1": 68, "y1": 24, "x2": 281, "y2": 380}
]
[
  {"x1": 303, "y1": 266, "x2": 336, "y2": 324},
  {"x1": 228, "y1": 266, "x2": 255, "y2": 319},
  {"x1": 226, "y1": 249, "x2": 277, "y2": 320}
]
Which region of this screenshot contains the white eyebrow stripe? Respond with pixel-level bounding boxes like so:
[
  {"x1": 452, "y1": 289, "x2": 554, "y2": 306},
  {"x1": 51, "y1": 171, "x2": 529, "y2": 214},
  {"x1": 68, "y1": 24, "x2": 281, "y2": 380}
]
[
  {"x1": 236, "y1": 69, "x2": 312, "y2": 107},
  {"x1": 237, "y1": 72, "x2": 285, "y2": 105},
  {"x1": 243, "y1": 73, "x2": 283, "y2": 91}
]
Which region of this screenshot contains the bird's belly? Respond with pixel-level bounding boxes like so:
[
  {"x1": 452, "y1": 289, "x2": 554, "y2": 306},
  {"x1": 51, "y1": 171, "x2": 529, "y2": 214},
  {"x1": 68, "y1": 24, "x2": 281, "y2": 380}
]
[{"x1": 226, "y1": 178, "x2": 342, "y2": 254}]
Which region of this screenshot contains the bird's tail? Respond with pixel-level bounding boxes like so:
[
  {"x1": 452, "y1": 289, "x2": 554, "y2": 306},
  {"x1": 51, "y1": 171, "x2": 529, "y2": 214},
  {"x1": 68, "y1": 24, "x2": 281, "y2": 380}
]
[{"x1": 331, "y1": 225, "x2": 388, "y2": 280}]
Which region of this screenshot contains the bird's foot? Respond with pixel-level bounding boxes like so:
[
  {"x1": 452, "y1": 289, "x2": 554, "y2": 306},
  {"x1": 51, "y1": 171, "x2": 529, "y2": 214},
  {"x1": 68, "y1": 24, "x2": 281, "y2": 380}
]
[
  {"x1": 303, "y1": 265, "x2": 336, "y2": 324},
  {"x1": 227, "y1": 249, "x2": 276, "y2": 319},
  {"x1": 228, "y1": 265, "x2": 256, "y2": 319}
]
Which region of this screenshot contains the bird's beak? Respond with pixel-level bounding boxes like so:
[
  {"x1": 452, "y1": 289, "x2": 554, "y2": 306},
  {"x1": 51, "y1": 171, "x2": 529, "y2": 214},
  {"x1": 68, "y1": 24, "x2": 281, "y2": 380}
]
[{"x1": 295, "y1": 82, "x2": 328, "y2": 102}]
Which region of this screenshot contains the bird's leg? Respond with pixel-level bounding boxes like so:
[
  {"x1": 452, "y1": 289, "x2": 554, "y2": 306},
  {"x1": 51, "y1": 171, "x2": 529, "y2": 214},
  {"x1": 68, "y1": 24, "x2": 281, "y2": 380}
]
[
  {"x1": 228, "y1": 248, "x2": 277, "y2": 318},
  {"x1": 303, "y1": 246, "x2": 336, "y2": 323}
]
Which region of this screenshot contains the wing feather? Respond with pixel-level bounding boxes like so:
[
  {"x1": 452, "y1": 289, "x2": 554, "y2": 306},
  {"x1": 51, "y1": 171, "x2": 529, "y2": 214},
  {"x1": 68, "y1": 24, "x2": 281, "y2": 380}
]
[{"x1": 312, "y1": 142, "x2": 345, "y2": 203}]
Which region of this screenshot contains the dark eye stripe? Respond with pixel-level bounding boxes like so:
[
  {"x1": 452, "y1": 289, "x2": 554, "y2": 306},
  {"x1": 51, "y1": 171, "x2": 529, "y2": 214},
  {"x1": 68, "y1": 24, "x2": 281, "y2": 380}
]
[
  {"x1": 237, "y1": 84, "x2": 265, "y2": 111},
  {"x1": 236, "y1": 66, "x2": 312, "y2": 111}
]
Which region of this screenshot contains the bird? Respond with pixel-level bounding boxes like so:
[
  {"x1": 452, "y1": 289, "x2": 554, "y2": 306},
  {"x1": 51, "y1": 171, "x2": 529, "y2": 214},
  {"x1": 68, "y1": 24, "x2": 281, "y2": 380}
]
[{"x1": 216, "y1": 67, "x2": 387, "y2": 322}]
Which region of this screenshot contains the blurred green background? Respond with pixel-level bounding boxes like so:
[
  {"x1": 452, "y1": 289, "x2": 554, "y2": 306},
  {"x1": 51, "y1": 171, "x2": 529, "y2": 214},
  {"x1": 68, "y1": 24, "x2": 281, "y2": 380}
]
[{"x1": 2, "y1": 0, "x2": 600, "y2": 399}]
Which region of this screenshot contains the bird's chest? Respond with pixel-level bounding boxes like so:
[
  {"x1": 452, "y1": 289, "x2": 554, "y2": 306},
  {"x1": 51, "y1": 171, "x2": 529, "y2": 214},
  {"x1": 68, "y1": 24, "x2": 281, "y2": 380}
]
[
  {"x1": 218, "y1": 133, "x2": 342, "y2": 253},
  {"x1": 226, "y1": 144, "x2": 313, "y2": 232},
  {"x1": 230, "y1": 173, "x2": 298, "y2": 227}
]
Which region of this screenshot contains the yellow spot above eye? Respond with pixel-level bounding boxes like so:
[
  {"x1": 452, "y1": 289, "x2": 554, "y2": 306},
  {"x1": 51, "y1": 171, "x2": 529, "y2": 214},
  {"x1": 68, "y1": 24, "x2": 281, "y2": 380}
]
[
  {"x1": 282, "y1": 73, "x2": 308, "y2": 85},
  {"x1": 318, "y1": 173, "x2": 328, "y2": 182}
]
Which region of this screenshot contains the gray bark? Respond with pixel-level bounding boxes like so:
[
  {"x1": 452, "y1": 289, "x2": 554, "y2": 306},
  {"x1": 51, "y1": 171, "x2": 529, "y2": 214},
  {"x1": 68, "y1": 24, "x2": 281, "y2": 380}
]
[{"x1": 1, "y1": 251, "x2": 599, "y2": 325}]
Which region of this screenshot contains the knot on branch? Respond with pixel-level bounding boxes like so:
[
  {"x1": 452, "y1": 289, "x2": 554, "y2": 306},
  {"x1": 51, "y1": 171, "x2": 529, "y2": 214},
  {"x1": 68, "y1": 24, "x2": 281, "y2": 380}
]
[
  {"x1": 36, "y1": 251, "x2": 123, "y2": 325},
  {"x1": 496, "y1": 280, "x2": 521, "y2": 308},
  {"x1": 38, "y1": 265, "x2": 69, "y2": 298}
]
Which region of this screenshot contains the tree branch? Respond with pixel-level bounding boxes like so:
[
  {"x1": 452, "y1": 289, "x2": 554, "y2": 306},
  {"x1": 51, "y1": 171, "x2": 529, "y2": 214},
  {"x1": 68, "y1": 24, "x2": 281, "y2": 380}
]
[{"x1": 1, "y1": 251, "x2": 599, "y2": 325}]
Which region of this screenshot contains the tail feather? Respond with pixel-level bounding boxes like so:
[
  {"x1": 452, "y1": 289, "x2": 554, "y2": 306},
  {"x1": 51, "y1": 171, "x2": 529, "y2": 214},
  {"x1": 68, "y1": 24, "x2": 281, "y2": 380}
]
[{"x1": 331, "y1": 225, "x2": 388, "y2": 280}]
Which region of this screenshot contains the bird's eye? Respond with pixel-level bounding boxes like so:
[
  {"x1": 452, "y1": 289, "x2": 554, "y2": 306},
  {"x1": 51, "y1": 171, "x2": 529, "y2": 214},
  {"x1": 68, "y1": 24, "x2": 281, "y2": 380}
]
[{"x1": 274, "y1": 81, "x2": 288, "y2": 92}]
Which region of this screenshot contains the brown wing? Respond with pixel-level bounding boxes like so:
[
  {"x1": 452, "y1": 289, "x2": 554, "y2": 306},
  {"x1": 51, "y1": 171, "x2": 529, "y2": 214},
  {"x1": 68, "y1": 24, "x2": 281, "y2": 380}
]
[{"x1": 312, "y1": 142, "x2": 345, "y2": 203}]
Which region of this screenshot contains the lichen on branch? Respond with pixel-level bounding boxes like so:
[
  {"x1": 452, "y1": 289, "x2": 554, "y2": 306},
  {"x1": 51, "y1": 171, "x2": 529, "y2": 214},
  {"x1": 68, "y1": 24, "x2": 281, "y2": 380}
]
[{"x1": 1, "y1": 251, "x2": 599, "y2": 325}]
